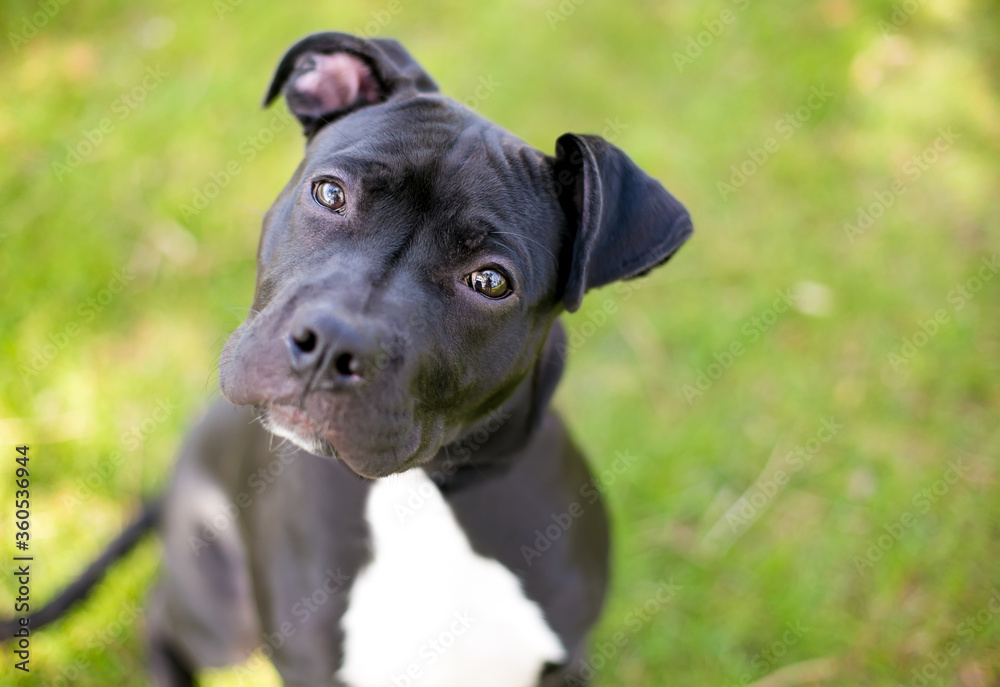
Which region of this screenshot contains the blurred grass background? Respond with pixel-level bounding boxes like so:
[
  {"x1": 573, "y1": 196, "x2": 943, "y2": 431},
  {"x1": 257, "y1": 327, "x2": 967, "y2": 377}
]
[{"x1": 1, "y1": 0, "x2": 998, "y2": 684}]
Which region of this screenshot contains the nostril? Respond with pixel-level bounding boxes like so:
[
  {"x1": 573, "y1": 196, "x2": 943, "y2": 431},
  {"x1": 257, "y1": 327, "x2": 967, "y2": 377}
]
[
  {"x1": 293, "y1": 328, "x2": 318, "y2": 354},
  {"x1": 334, "y1": 352, "x2": 358, "y2": 377},
  {"x1": 286, "y1": 312, "x2": 371, "y2": 382}
]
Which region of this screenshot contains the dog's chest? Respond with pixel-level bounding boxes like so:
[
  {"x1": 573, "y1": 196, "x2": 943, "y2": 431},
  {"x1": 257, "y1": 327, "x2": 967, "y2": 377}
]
[{"x1": 338, "y1": 469, "x2": 564, "y2": 687}]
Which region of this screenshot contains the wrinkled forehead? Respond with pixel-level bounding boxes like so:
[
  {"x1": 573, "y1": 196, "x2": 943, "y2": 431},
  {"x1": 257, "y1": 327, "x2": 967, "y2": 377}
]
[
  {"x1": 304, "y1": 96, "x2": 550, "y2": 206},
  {"x1": 282, "y1": 97, "x2": 562, "y2": 295},
  {"x1": 307, "y1": 97, "x2": 461, "y2": 159}
]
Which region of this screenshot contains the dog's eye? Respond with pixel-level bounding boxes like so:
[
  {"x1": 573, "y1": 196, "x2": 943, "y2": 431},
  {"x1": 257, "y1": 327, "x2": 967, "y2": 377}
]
[
  {"x1": 467, "y1": 268, "x2": 512, "y2": 299},
  {"x1": 313, "y1": 179, "x2": 346, "y2": 212}
]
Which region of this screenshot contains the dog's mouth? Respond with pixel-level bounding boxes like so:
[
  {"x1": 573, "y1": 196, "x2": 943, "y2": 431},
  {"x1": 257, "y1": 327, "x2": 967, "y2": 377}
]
[
  {"x1": 258, "y1": 400, "x2": 441, "y2": 479},
  {"x1": 218, "y1": 297, "x2": 450, "y2": 478}
]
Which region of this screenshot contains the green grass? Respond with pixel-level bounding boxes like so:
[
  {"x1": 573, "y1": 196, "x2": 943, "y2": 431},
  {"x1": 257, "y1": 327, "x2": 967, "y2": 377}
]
[{"x1": 1, "y1": 0, "x2": 999, "y2": 684}]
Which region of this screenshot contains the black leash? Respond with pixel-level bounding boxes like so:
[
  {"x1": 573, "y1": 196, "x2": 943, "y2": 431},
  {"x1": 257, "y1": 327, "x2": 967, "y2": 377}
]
[{"x1": 0, "y1": 498, "x2": 162, "y2": 641}]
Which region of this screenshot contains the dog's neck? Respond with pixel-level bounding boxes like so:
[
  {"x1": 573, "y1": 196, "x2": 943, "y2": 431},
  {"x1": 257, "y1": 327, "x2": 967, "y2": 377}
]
[{"x1": 424, "y1": 319, "x2": 566, "y2": 493}]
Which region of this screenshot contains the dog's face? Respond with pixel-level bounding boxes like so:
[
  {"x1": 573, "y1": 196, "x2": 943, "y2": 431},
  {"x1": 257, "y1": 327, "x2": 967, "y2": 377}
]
[{"x1": 219, "y1": 33, "x2": 692, "y2": 479}]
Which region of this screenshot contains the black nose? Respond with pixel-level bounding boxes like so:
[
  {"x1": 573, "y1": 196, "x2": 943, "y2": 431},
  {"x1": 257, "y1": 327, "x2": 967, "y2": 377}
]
[{"x1": 286, "y1": 310, "x2": 377, "y2": 384}]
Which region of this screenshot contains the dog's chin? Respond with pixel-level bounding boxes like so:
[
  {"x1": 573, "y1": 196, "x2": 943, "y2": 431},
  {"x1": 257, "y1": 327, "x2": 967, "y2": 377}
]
[{"x1": 259, "y1": 403, "x2": 437, "y2": 479}]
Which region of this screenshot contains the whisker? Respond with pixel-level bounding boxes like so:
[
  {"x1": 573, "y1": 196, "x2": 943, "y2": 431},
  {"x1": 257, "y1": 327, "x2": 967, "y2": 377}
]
[
  {"x1": 226, "y1": 307, "x2": 262, "y2": 316},
  {"x1": 488, "y1": 230, "x2": 559, "y2": 264}
]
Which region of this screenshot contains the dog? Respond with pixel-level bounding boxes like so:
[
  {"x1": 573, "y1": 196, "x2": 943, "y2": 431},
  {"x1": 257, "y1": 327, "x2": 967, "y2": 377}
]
[{"x1": 3, "y1": 32, "x2": 692, "y2": 687}]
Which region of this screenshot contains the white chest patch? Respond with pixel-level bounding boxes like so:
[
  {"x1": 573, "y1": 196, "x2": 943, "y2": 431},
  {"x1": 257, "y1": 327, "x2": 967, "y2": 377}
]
[{"x1": 339, "y1": 469, "x2": 565, "y2": 687}]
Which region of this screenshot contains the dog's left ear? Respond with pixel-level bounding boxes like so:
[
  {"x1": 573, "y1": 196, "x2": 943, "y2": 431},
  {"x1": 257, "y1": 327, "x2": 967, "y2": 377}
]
[
  {"x1": 264, "y1": 32, "x2": 438, "y2": 137},
  {"x1": 553, "y1": 133, "x2": 693, "y2": 312}
]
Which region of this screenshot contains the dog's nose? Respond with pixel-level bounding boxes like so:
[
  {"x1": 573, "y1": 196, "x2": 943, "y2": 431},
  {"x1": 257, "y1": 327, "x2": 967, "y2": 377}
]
[{"x1": 286, "y1": 311, "x2": 377, "y2": 384}]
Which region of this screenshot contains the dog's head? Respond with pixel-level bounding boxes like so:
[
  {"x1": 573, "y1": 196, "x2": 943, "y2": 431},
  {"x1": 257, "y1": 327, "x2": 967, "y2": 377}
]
[{"x1": 219, "y1": 32, "x2": 692, "y2": 479}]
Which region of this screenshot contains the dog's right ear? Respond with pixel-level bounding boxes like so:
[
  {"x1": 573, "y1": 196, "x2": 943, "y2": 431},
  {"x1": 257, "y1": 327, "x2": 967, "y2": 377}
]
[
  {"x1": 552, "y1": 134, "x2": 693, "y2": 313},
  {"x1": 264, "y1": 32, "x2": 438, "y2": 137}
]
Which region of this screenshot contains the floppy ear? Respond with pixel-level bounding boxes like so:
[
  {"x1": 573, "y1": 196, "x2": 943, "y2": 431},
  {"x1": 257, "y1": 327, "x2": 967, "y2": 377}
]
[
  {"x1": 264, "y1": 32, "x2": 438, "y2": 137},
  {"x1": 553, "y1": 133, "x2": 693, "y2": 312}
]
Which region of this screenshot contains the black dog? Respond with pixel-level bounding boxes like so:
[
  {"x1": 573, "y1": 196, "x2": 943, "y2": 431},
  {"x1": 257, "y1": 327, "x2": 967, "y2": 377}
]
[{"x1": 5, "y1": 33, "x2": 691, "y2": 687}]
